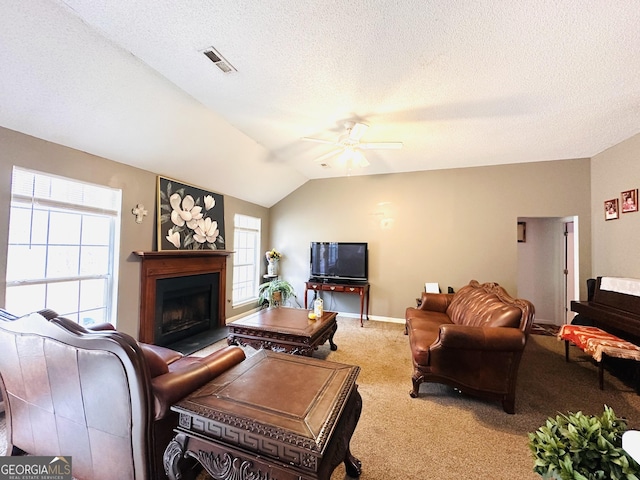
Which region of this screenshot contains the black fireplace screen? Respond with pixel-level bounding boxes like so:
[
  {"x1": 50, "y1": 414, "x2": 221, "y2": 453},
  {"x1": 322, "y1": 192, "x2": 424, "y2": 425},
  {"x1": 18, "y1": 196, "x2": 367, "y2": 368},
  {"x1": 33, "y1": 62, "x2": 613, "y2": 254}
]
[{"x1": 154, "y1": 273, "x2": 219, "y2": 346}]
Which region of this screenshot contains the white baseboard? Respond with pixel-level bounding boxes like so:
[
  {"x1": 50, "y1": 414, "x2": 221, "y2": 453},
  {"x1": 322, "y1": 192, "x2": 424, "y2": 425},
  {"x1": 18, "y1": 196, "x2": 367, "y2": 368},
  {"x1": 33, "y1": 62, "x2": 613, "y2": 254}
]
[
  {"x1": 334, "y1": 312, "x2": 405, "y2": 324},
  {"x1": 226, "y1": 308, "x2": 405, "y2": 325},
  {"x1": 534, "y1": 318, "x2": 558, "y2": 325}
]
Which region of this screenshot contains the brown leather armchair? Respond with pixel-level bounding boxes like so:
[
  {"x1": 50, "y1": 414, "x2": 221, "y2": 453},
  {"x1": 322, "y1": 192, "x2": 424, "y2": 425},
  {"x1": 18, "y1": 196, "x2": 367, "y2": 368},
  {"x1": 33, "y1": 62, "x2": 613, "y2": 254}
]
[
  {"x1": 405, "y1": 280, "x2": 535, "y2": 413},
  {"x1": 0, "y1": 311, "x2": 246, "y2": 480}
]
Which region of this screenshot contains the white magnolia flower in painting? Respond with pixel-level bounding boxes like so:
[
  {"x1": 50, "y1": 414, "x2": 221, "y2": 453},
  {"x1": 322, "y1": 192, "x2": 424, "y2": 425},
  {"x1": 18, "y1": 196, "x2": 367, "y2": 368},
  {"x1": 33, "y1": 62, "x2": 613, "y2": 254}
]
[
  {"x1": 204, "y1": 195, "x2": 215, "y2": 211},
  {"x1": 169, "y1": 193, "x2": 203, "y2": 229},
  {"x1": 166, "y1": 227, "x2": 181, "y2": 248},
  {"x1": 193, "y1": 218, "x2": 219, "y2": 244}
]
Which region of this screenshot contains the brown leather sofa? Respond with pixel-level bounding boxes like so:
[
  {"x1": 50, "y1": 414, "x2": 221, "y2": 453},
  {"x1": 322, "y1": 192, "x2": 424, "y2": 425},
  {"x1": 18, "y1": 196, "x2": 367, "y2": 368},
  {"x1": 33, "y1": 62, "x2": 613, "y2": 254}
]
[
  {"x1": 0, "y1": 310, "x2": 246, "y2": 480},
  {"x1": 405, "y1": 280, "x2": 535, "y2": 413}
]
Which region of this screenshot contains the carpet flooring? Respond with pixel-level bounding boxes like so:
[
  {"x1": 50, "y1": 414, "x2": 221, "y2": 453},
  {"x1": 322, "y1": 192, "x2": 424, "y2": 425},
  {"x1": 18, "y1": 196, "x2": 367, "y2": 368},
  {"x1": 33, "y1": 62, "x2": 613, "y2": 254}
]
[{"x1": 2, "y1": 317, "x2": 640, "y2": 479}]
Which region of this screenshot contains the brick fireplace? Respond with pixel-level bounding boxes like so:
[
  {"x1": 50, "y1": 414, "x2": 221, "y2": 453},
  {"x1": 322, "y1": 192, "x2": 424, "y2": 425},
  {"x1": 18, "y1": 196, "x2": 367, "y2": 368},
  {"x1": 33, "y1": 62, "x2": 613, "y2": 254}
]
[{"x1": 134, "y1": 250, "x2": 231, "y2": 346}]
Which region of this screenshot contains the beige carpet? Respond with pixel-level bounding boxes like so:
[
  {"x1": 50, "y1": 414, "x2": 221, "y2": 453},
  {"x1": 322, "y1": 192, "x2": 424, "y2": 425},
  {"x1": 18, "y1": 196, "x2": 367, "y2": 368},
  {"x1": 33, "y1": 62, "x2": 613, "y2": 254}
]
[
  {"x1": 195, "y1": 318, "x2": 640, "y2": 479},
  {"x1": 3, "y1": 317, "x2": 640, "y2": 479}
]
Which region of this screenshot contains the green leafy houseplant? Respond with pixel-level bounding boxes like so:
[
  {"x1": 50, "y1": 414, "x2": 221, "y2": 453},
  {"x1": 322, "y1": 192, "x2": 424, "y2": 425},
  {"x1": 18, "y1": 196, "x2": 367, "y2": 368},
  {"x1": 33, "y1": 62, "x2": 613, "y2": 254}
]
[
  {"x1": 258, "y1": 279, "x2": 295, "y2": 307},
  {"x1": 528, "y1": 405, "x2": 640, "y2": 480}
]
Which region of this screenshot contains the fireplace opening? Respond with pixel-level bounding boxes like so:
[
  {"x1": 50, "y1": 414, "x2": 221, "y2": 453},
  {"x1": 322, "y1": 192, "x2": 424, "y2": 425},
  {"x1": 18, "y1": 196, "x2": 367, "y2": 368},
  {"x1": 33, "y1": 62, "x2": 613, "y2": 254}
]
[{"x1": 154, "y1": 273, "x2": 219, "y2": 347}]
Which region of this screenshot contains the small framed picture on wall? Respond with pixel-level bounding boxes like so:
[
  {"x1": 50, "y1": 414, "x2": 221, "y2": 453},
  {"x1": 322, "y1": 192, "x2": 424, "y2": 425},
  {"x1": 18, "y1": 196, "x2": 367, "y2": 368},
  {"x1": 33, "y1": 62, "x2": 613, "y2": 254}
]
[
  {"x1": 621, "y1": 189, "x2": 638, "y2": 213},
  {"x1": 604, "y1": 199, "x2": 619, "y2": 220}
]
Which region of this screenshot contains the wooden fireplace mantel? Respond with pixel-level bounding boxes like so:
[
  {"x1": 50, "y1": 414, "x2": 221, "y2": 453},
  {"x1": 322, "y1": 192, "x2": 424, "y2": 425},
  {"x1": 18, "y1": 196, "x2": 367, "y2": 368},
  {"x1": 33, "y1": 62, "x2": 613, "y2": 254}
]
[{"x1": 133, "y1": 250, "x2": 233, "y2": 344}]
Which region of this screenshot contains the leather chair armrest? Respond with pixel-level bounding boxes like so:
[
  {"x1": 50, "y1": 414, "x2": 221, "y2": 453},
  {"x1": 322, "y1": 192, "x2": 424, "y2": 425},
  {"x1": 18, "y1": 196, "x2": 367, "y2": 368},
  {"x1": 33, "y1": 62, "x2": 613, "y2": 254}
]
[
  {"x1": 87, "y1": 322, "x2": 116, "y2": 331},
  {"x1": 416, "y1": 292, "x2": 455, "y2": 313},
  {"x1": 435, "y1": 325, "x2": 525, "y2": 351},
  {"x1": 151, "y1": 346, "x2": 246, "y2": 420},
  {"x1": 140, "y1": 343, "x2": 183, "y2": 366},
  {"x1": 37, "y1": 309, "x2": 60, "y2": 320}
]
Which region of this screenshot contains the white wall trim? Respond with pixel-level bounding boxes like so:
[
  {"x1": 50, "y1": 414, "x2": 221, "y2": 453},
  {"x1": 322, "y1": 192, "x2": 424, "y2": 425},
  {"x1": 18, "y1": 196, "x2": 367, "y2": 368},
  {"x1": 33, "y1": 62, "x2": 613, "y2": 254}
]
[
  {"x1": 335, "y1": 312, "x2": 405, "y2": 324},
  {"x1": 226, "y1": 308, "x2": 405, "y2": 325}
]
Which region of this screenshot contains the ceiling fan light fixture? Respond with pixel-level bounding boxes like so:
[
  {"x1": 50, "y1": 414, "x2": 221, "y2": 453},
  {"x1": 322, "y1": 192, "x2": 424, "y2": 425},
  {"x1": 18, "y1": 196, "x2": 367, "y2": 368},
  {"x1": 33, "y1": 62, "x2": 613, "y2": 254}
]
[
  {"x1": 304, "y1": 121, "x2": 400, "y2": 168},
  {"x1": 336, "y1": 148, "x2": 352, "y2": 165},
  {"x1": 335, "y1": 148, "x2": 369, "y2": 169}
]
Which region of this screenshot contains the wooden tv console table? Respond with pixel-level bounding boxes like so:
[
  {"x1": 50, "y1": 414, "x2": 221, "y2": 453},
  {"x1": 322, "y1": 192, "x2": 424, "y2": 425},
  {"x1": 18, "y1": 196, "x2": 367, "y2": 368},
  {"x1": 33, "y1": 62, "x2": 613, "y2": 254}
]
[{"x1": 304, "y1": 281, "x2": 370, "y2": 327}]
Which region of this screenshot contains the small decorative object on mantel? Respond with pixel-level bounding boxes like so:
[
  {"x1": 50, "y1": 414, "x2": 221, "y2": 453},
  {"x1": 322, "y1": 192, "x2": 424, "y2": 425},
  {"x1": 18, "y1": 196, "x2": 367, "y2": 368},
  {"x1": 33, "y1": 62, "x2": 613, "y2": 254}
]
[
  {"x1": 157, "y1": 176, "x2": 226, "y2": 251},
  {"x1": 132, "y1": 203, "x2": 148, "y2": 224},
  {"x1": 265, "y1": 249, "x2": 281, "y2": 276},
  {"x1": 604, "y1": 198, "x2": 619, "y2": 221},
  {"x1": 622, "y1": 189, "x2": 638, "y2": 213}
]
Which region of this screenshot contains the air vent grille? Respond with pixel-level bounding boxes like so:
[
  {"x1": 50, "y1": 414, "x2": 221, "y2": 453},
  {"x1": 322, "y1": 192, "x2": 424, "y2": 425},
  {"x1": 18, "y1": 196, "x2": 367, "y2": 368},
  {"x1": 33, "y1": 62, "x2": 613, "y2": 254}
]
[{"x1": 202, "y1": 47, "x2": 236, "y2": 74}]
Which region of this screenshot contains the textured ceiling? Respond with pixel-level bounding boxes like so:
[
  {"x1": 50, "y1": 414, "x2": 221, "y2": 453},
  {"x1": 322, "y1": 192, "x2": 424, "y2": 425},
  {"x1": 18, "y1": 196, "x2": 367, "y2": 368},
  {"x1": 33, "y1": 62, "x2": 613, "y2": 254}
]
[{"x1": 1, "y1": 0, "x2": 639, "y2": 207}]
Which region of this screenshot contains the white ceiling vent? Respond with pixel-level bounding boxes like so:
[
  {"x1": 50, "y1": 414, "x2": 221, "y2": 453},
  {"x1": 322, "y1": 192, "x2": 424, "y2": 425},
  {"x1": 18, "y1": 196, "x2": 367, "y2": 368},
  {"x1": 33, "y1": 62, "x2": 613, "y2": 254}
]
[{"x1": 202, "y1": 47, "x2": 236, "y2": 74}]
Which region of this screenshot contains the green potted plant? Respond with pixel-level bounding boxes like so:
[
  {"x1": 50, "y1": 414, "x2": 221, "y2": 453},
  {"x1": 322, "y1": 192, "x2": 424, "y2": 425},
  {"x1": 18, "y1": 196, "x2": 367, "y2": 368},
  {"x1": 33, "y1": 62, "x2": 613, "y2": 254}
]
[
  {"x1": 258, "y1": 279, "x2": 295, "y2": 307},
  {"x1": 528, "y1": 405, "x2": 640, "y2": 480}
]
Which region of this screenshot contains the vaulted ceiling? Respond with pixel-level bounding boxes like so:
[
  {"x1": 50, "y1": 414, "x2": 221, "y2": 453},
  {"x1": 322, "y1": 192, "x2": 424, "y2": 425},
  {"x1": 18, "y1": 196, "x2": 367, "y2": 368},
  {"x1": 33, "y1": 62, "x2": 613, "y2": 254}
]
[{"x1": 1, "y1": 1, "x2": 639, "y2": 207}]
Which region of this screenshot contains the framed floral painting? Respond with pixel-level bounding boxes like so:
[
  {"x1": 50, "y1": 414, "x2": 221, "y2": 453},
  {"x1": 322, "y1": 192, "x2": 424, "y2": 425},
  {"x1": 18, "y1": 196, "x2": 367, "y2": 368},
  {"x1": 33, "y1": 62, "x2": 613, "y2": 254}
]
[{"x1": 157, "y1": 176, "x2": 225, "y2": 251}]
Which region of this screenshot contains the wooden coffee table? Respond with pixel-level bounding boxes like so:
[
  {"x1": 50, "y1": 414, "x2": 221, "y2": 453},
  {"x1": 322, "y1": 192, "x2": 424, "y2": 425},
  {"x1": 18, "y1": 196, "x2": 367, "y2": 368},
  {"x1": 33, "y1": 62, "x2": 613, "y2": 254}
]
[
  {"x1": 227, "y1": 307, "x2": 338, "y2": 356},
  {"x1": 164, "y1": 349, "x2": 362, "y2": 480}
]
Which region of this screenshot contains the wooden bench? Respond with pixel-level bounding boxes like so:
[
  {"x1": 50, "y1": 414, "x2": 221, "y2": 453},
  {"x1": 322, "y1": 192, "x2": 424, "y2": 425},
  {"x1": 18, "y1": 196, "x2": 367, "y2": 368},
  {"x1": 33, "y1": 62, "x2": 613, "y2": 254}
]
[{"x1": 558, "y1": 324, "x2": 640, "y2": 392}]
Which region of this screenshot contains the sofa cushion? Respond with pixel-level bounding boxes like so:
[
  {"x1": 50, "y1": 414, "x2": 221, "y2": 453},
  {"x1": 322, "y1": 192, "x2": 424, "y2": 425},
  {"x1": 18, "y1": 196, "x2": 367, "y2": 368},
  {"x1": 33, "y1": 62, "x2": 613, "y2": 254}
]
[{"x1": 446, "y1": 284, "x2": 521, "y2": 328}]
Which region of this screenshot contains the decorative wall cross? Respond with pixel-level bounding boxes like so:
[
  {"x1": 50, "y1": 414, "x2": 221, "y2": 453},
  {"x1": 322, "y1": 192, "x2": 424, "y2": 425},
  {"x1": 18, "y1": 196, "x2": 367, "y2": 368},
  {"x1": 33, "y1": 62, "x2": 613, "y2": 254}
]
[{"x1": 132, "y1": 203, "x2": 148, "y2": 224}]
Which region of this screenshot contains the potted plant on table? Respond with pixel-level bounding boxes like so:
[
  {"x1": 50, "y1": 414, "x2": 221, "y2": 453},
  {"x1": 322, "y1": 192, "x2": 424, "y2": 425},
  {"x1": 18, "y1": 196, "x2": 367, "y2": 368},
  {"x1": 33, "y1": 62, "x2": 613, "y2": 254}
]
[
  {"x1": 528, "y1": 405, "x2": 640, "y2": 479},
  {"x1": 258, "y1": 279, "x2": 295, "y2": 308}
]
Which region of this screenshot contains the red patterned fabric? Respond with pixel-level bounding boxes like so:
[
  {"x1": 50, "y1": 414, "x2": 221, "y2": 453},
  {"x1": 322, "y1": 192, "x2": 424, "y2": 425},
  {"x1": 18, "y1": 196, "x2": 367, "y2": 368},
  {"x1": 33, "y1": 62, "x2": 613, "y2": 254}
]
[{"x1": 558, "y1": 324, "x2": 640, "y2": 362}]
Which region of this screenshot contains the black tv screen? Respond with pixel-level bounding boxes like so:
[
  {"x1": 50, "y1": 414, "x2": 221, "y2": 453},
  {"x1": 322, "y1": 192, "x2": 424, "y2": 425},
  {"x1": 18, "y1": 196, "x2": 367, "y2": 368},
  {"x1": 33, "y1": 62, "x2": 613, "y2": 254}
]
[{"x1": 310, "y1": 242, "x2": 368, "y2": 282}]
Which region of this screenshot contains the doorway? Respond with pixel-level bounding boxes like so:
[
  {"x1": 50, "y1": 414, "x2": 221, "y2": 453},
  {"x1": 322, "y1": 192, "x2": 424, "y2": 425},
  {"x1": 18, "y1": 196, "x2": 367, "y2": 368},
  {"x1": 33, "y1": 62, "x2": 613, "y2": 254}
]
[
  {"x1": 517, "y1": 216, "x2": 579, "y2": 326},
  {"x1": 564, "y1": 221, "x2": 577, "y2": 324}
]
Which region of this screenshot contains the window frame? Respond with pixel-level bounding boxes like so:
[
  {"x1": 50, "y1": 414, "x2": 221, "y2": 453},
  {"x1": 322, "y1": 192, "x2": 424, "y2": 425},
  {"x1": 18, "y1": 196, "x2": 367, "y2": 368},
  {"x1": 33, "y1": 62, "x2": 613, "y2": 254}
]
[
  {"x1": 231, "y1": 214, "x2": 261, "y2": 307},
  {"x1": 5, "y1": 167, "x2": 122, "y2": 325}
]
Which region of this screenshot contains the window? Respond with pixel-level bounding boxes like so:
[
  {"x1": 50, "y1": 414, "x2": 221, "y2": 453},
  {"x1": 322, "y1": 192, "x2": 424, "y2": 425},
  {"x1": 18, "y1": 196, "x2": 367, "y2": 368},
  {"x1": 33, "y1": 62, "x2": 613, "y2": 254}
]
[
  {"x1": 5, "y1": 167, "x2": 122, "y2": 325},
  {"x1": 232, "y1": 214, "x2": 261, "y2": 306}
]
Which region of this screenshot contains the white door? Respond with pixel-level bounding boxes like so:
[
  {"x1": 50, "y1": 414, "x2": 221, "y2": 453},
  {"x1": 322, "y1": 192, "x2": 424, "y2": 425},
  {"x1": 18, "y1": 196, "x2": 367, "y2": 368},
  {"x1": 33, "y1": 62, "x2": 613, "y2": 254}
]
[{"x1": 564, "y1": 221, "x2": 576, "y2": 324}]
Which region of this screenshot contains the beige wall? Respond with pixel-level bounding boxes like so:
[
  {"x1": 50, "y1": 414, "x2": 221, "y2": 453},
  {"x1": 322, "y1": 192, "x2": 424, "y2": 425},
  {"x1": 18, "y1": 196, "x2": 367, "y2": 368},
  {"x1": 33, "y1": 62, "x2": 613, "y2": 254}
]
[
  {"x1": 591, "y1": 132, "x2": 640, "y2": 277},
  {"x1": 0, "y1": 127, "x2": 269, "y2": 338},
  {"x1": 5, "y1": 123, "x2": 637, "y2": 327},
  {"x1": 270, "y1": 158, "x2": 592, "y2": 320}
]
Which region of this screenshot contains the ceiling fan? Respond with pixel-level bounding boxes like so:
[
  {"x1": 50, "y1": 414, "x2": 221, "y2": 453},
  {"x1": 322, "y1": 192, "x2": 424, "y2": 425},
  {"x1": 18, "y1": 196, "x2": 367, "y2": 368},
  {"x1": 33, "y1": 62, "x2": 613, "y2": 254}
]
[{"x1": 302, "y1": 121, "x2": 403, "y2": 168}]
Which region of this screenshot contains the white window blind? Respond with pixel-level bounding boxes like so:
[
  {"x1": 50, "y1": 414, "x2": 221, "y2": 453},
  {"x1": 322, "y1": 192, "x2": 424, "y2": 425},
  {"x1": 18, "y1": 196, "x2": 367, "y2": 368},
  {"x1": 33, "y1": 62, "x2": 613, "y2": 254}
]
[
  {"x1": 232, "y1": 214, "x2": 261, "y2": 306},
  {"x1": 5, "y1": 167, "x2": 122, "y2": 325}
]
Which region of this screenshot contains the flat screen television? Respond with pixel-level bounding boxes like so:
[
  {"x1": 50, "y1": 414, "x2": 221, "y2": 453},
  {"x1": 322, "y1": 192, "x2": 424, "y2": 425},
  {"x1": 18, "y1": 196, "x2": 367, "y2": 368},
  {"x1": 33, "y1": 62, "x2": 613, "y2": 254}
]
[{"x1": 309, "y1": 242, "x2": 368, "y2": 283}]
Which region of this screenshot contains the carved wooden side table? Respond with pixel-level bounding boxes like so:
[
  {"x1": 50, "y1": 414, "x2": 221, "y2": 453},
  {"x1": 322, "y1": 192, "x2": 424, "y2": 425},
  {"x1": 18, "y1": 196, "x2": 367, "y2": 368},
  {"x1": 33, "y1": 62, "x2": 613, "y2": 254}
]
[{"x1": 164, "y1": 349, "x2": 362, "y2": 480}]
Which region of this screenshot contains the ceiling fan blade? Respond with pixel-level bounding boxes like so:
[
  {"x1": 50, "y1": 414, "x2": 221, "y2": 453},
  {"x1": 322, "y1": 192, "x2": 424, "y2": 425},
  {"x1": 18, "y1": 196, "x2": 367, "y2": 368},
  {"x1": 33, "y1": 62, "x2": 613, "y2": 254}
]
[
  {"x1": 356, "y1": 151, "x2": 370, "y2": 167},
  {"x1": 313, "y1": 149, "x2": 342, "y2": 163},
  {"x1": 349, "y1": 123, "x2": 369, "y2": 141},
  {"x1": 301, "y1": 137, "x2": 338, "y2": 145},
  {"x1": 359, "y1": 142, "x2": 403, "y2": 150}
]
